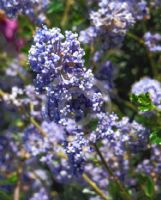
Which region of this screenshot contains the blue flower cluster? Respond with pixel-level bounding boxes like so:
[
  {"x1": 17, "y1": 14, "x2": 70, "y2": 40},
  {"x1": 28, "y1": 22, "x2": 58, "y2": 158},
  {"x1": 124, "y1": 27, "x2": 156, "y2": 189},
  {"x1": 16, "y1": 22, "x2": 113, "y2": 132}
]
[
  {"x1": 29, "y1": 188, "x2": 50, "y2": 200},
  {"x1": 24, "y1": 121, "x2": 75, "y2": 180},
  {"x1": 28, "y1": 24, "x2": 152, "y2": 177},
  {"x1": 130, "y1": 0, "x2": 149, "y2": 20},
  {"x1": 90, "y1": 112, "x2": 149, "y2": 154},
  {"x1": 0, "y1": 134, "x2": 19, "y2": 173},
  {"x1": 24, "y1": 121, "x2": 65, "y2": 162},
  {"x1": 0, "y1": 0, "x2": 49, "y2": 24},
  {"x1": 95, "y1": 60, "x2": 114, "y2": 91},
  {"x1": 29, "y1": 26, "x2": 106, "y2": 175},
  {"x1": 136, "y1": 144, "x2": 161, "y2": 187},
  {"x1": 29, "y1": 26, "x2": 103, "y2": 125},
  {"x1": 144, "y1": 32, "x2": 161, "y2": 52},
  {"x1": 79, "y1": 0, "x2": 135, "y2": 49}
]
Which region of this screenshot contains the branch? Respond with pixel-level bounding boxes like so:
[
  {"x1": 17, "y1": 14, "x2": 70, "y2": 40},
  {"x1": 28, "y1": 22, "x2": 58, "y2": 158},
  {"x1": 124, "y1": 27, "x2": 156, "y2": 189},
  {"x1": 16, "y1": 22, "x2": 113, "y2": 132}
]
[
  {"x1": 94, "y1": 144, "x2": 132, "y2": 200},
  {"x1": 61, "y1": 0, "x2": 74, "y2": 27},
  {"x1": 82, "y1": 173, "x2": 110, "y2": 200}
]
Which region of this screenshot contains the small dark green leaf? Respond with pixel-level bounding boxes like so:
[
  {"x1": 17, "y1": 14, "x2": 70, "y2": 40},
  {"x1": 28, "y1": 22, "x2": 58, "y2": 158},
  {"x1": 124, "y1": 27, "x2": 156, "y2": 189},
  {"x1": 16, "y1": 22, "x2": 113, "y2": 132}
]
[
  {"x1": 137, "y1": 174, "x2": 155, "y2": 199},
  {"x1": 130, "y1": 93, "x2": 156, "y2": 112},
  {"x1": 47, "y1": 2, "x2": 64, "y2": 14},
  {"x1": 0, "y1": 190, "x2": 11, "y2": 200},
  {"x1": 144, "y1": 176, "x2": 154, "y2": 198},
  {"x1": 0, "y1": 173, "x2": 17, "y2": 186},
  {"x1": 150, "y1": 130, "x2": 161, "y2": 144}
]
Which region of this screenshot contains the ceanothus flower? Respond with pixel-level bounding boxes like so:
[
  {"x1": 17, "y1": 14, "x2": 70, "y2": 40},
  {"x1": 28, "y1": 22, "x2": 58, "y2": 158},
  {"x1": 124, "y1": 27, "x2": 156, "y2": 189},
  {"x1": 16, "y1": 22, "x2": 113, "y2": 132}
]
[
  {"x1": 144, "y1": 32, "x2": 161, "y2": 52},
  {"x1": 89, "y1": 112, "x2": 149, "y2": 155},
  {"x1": 65, "y1": 126, "x2": 89, "y2": 176},
  {"x1": 0, "y1": 134, "x2": 19, "y2": 173},
  {"x1": 79, "y1": 26, "x2": 97, "y2": 44},
  {"x1": 90, "y1": 0, "x2": 134, "y2": 34},
  {"x1": 48, "y1": 157, "x2": 72, "y2": 183},
  {"x1": 29, "y1": 26, "x2": 103, "y2": 124},
  {"x1": 136, "y1": 144, "x2": 161, "y2": 187},
  {"x1": 5, "y1": 58, "x2": 27, "y2": 77},
  {"x1": 1, "y1": 84, "x2": 44, "y2": 118},
  {"x1": 79, "y1": 0, "x2": 135, "y2": 49},
  {"x1": 0, "y1": 0, "x2": 49, "y2": 24},
  {"x1": 94, "y1": 60, "x2": 115, "y2": 93},
  {"x1": 136, "y1": 0, "x2": 149, "y2": 20},
  {"x1": 84, "y1": 129, "x2": 148, "y2": 200},
  {"x1": 23, "y1": 121, "x2": 65, "y2": 159},
  {"x1": 127, "y1": 0, "x2": 150, "y2": 20},
  {"x1": 29, "y1": 187, "x2": 50, "y2": 200},
  {"x1": 29, "y1": 26, "x2": 105, "y2": 176},
  {"x1": 29, "y1": 26, "x2": 85, "y2": 91}
]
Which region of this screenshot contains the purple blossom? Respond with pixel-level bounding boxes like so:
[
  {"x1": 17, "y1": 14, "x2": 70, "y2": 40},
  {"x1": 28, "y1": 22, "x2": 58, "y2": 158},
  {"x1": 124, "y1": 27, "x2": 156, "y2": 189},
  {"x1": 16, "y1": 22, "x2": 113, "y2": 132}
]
[
  {"x1": 29, "y1": 26, "x2": 85, "y2": 91},
  {"x1": 136, "y1": 144, "x2": 161, "y2": 187},
  {"x1": 79, "y1": 0, "x2": 135, "y2": 49},
  {"x1": 29, "y1": 26, "x2": 103, "y2": 124},
  {"x1": 23, "y1": 121, "x2": 65, "y2": 159},
  {"x1": 90, "y1": 112, "x2": 149, "y2": 155},
  {"x1": 29, "y1": 187, "x2": 50, "y2": 200},
  {"x1": 144, "y1": 32, "x2": 161, "y2": 52},
  {"x1": 0, "y1": 0, "x2": 49, "y2": 24}
]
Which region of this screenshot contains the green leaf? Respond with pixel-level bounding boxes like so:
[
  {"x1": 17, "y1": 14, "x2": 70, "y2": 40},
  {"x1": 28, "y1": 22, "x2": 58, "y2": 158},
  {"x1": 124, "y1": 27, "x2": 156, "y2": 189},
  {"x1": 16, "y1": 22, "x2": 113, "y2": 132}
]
[
  {"x1": 0, "y1": 173, "x2": 17, "y2": 186},
  {"x1": 130, "y1": 93, "x2": 156, "y2": 112},
  {"x1": 150, "y1": 130, "x2": 161, "y2": 144},
  {"x1": 0, "y1": 190, "x2": 11, "y2": 200},
  {"x1": 137, "y1": 174, "x2": 155, "y2": 199},
  {"x1": 144, "y1": 177, "x2": 154, "y2": 198},
  {"x1": 108, "y1": 181, "x2": 129, "y2": 200},
  {"x1": 47, "y1": 1, "x2": 64, "y2": 14}
]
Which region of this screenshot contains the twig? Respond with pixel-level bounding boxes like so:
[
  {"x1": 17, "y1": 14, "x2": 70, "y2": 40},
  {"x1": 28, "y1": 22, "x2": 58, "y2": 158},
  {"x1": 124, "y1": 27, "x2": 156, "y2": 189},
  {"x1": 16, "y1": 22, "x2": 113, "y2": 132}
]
[
  {"x1": 61, "y1": 0, "x2": 74, "y2": 27},
  {"x1": 0, "y1": 89, "x2": 6, "y2": 97},
  {"x1": 127, "y1": 32, "x2": 157, "y2": 77},
  {"x1": 82, "y1": 173, "x2": 110, "y2": 200},
  {"x1": 94, "y1": 144, "x2": 132, "y2": 200},
  {"x1": 13, "y1": 163, "x2": 24, "y2": 200},
  {"x1": 30, "y1": 117, "x2": 47, "y2": 137},
  {"x1": 127, "y1": 32, "x2": 145, "y2": 46}
]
